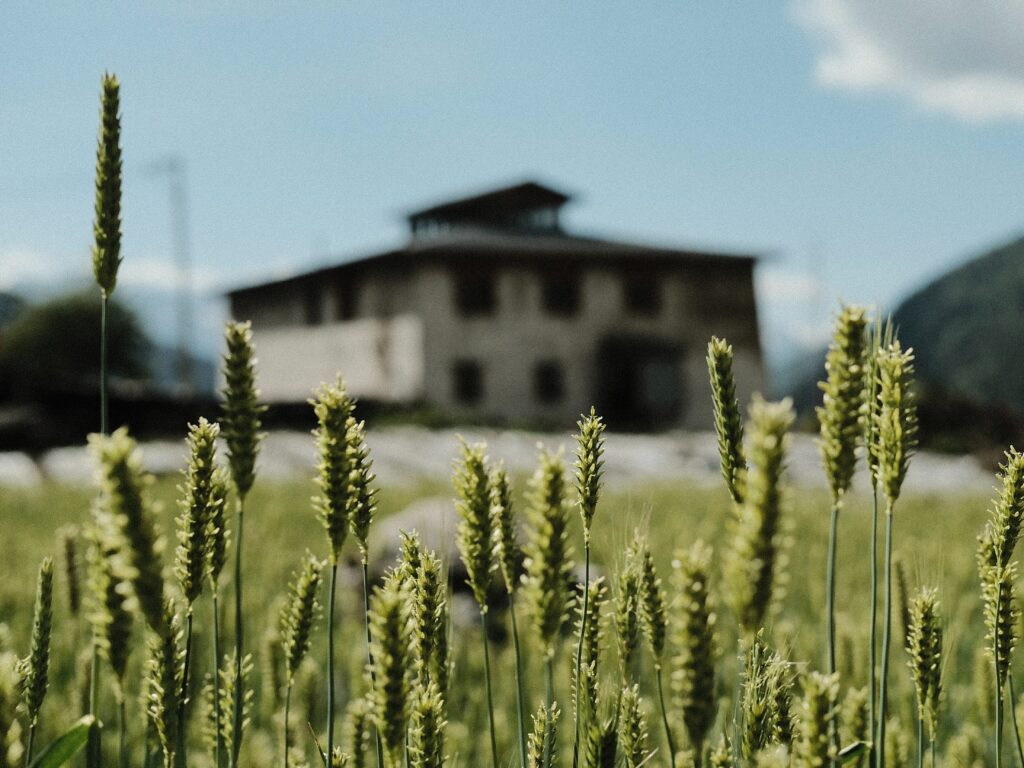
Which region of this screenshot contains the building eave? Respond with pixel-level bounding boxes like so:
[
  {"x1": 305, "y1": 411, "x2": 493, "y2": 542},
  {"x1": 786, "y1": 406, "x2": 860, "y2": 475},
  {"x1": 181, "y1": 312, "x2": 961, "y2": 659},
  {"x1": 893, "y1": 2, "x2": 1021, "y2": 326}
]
[{"x1": 225, "y1": 232, "x2": 760, "y2": 299}]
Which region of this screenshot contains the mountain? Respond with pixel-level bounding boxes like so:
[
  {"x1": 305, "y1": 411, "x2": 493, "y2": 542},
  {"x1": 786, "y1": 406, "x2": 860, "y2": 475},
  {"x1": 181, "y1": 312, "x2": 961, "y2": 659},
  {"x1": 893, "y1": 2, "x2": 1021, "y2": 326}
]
[
  {"x1": 894, "y1": 235, "x2": 1024, "y2": 414},
  {"x1": 774, "y1": 234, "x2": 1024, "y2": 453}
]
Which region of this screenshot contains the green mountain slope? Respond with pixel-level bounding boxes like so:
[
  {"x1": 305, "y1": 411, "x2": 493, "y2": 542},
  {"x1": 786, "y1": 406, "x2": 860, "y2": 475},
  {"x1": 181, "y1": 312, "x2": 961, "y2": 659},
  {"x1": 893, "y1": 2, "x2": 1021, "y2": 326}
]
[{"x1": 894, "y1": 235, "x2": 1024, "y2": 413}]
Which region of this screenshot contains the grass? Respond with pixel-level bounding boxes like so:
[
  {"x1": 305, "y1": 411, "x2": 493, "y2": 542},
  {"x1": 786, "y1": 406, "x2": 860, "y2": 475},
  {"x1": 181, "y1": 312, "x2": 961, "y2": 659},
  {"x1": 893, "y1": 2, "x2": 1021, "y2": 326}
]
[{"x1": 0, "y1": 466, "x2": 993, "y2": 765}]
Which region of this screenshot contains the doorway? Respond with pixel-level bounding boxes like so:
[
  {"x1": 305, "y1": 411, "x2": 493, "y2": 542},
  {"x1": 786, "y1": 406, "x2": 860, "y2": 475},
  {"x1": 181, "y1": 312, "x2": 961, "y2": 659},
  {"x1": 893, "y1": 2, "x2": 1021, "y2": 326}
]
[{"x1": 595, "y1": 336, "x2": 684, "y2": 430}]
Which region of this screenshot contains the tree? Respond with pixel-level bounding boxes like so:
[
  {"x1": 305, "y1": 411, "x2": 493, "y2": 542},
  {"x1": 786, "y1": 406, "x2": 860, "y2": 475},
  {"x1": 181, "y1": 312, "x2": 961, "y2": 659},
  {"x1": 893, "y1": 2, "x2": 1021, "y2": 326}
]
[{"x1": 0, "y1": 291, "x2": 150, "y2": 398}]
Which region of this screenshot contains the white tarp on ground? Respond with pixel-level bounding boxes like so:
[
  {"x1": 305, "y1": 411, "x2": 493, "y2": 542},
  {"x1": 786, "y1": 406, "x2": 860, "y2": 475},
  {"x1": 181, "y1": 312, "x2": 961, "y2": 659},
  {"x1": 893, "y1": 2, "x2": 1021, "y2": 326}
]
[{"x1": 0, "y1": 427, "x2": 996, "y2": 495}]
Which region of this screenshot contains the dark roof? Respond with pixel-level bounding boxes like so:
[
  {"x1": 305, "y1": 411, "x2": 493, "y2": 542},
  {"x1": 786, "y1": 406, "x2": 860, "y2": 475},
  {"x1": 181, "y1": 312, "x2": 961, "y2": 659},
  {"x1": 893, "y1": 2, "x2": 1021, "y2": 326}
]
[
  {"x1": 407, "y1": 181, "x2": 570, "y2": 227},
  {"x1": 226, "y1": 228, "x2": 757, "y2": 298}
]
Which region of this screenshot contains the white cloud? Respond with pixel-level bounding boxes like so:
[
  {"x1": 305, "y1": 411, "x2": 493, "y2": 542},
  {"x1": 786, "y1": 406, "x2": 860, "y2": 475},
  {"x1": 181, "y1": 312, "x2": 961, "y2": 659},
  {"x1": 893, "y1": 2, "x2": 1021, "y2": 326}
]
[
  {"x1": 0, "y1": 247, "x2": 71, "y2": 291},
  {"x1": 117, "y1": 257, "x2": 224, "y2": 294},
  {"x1": 757, "y1": 269, "x2": 825, "y2": 304},
  {"x1": 794, "y1": 0, "x2": 1024, "y2": 122}
]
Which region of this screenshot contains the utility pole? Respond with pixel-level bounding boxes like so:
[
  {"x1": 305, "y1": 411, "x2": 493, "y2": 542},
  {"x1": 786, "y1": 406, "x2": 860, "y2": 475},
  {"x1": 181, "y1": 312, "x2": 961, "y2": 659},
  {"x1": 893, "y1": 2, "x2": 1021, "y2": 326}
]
[{"x1": 145, "y1": 155, "x2": 195, "y2": 395}]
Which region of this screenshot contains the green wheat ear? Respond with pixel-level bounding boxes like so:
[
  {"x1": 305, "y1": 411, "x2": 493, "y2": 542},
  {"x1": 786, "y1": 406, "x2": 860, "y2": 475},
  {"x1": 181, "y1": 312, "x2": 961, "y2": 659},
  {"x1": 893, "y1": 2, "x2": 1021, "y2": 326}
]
[
  {"x1": 981, "y1": 560, "x2": 1018, "y2": 688},
  {"x1": 312, "y1": 378, "x2": 355, "y2": 563},
  {"x1": 0, "y1": 647, "x2": 25, "y2": 765},
  {"x1": 671, "y1": 539, "x2": 718, "y2": 759},
  {"x1": 906, "y1": 586, "x2": 943, "y2": 739},
  {"x1": 92, "y1": 73, "x2": 122, "y2": 297},
  {"x1": 740, "y1": 631, "x2": 794, "y2": 758},
  {"x1": 980, "y1": 447, "x2": 1024, "y2": 570},
  {"x1": 527, "y1": 702, "x2": 560, "y2": 768},
  {"x1": 409, "y1": 679, "x2": 446, "y2": 768},
  {"x1": 368, "y1": 573, "x2": 411, "y2": 767},
  {"x1": 411, "y1": 546, "x2": 449, "y2": 694},
  {"x1": 346, "y1": 416, "x2": 377, "y2": 564},
  {"x1": 145, "y1": 599, "x2": 183, "y2": 766},
  {"x1": 21, "y1": 557, "x2": 54, "y2": 730},
  {"x1": 491, "y1": 463, "x2": 521, "y2": 594},
  {"x1": 708, "y1": 734, "x2": 733, "y2": 768},
  {"x1": 575, "y1": 407, "x2": 606, "y2": 544},
  {"x1": 725, "y1": 396, "x2": 794, "y2": 635},
  {"x1": 840, "y1": 686, "x2": 869, "y2": 766},
  {"x1": 280, "y1": 553, "x2": 324, "y2": 681},
  {"x1": 221, "y1": 321, "x2": 266, "y2": 500},
  {"x1": 872, "y1": 340, "x2": 918, "y2": 507},
  {"x1": 618, "y1": 685, "x2": 649, "y2": 768},
  {"x1": 793, "y1": 671, "x2": 840, "y2": 768},
  {"x1": 58, "y1": 526, "x2": 81, "y2": 617},
  {"x1": 707, "y1": 336, "x2": 747, "y2": 504},
  {"x1": 614, "y1": 553, "x2": 642, "y2": 682},
  {"x1": 206, "y1": 464, "x2": 231, "y2": 587},
  {"x1": 453, "y1": 440, "x2": 495, "y2": 610},
  {"x1": 523, "y1": 447, "x2": 575, "y2": 661},
  {"x1": 175, "y1": 418, "x2": 224, "y2": 608},
  {"x1": 84, "y1": 523, "x2": 132, "y2": 689},
  {"x1": 89, "y1": 427, "x2": 168, "y2": 637},
  {"x1": 634, "y1": 538, "x2": 667, "y2": 665},
  {"x1": 816, "y1": 304, "x2": 869, "y2": 504}
]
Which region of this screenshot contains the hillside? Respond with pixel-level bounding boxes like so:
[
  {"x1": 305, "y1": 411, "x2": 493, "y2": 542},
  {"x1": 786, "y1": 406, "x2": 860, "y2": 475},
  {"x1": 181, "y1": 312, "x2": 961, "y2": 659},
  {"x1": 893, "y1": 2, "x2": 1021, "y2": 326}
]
[{"x1": 894, "y1": 235, "x2": 1024, "y2": 413}]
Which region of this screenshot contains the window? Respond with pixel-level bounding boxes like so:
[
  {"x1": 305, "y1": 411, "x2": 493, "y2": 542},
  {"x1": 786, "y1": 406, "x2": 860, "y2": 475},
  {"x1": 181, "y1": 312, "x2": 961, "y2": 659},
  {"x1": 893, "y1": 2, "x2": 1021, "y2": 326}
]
[
  {"x1": 534, "y1": 360, "x2": 565, "y2": 404},
  {"x1": 542, "y1": 273, "x2": 581, "y2": 316},
  {"x1": 624, "y1": 274, "x2": 661, "y2": 316},
  {"x1": 452, "y1": 360, "x2": 484, "y2": 404},
  {"x1": 455, "y1": 271, "x2": 496, "y2": 316},
  {"x1": 303, "y1": 285, "x2": 323, "y2": 325},
  {"x1": 334, "y1": 278, "x2": 359, "y2": 321}
]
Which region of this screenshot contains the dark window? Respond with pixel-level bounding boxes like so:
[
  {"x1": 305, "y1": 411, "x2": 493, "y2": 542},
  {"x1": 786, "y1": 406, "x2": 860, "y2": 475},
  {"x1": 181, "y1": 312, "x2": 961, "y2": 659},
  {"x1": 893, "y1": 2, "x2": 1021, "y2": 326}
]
[
  {"x1": 303, "y1": 285, "x2": 323, "y2": 325},
  {"x1": 453, "y1": 360, "x2": 484, "y2": 404},
  {"x1": 334, "y1": 278, "x2": 359, "y2": 321},
  {"x1": 455, "y1": 272, "x2": 496, "y2": 316},
  {"x1": 624, "y1": 274, "x2": 661, "y2": 316},
  {"x1": 534, "y1": 360, "x2": 565, "y2": 404},
  {"x1": 542, "y1": 273, "x2": 581, "y2": 316}
]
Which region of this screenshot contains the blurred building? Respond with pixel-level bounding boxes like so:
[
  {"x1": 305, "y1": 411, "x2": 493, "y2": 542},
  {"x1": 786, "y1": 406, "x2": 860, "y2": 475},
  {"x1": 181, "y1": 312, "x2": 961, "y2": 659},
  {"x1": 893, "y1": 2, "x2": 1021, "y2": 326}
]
[{"x1": 227, "y1": 181, "x2": 763, "y2": 429}]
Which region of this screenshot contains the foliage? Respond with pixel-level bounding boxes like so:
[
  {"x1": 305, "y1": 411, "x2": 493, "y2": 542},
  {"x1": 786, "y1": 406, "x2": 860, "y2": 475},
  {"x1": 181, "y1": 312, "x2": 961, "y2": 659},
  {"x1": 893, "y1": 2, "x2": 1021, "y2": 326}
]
[{"x1": 0, "y1": 292, "x2": 150, "y2": 395}]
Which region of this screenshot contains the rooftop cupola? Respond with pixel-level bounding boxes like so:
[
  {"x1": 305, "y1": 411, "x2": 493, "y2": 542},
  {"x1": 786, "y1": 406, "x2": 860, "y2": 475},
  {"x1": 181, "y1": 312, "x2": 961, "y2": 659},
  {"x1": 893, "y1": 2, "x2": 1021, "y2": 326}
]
[{"x1": 407, "y1": 181, "x2": 571, "y2": 237}]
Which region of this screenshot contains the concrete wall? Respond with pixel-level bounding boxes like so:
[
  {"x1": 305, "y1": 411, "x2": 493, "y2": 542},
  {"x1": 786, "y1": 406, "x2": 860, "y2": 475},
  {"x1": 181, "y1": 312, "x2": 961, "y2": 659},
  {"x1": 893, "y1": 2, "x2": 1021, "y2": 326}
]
[
  {"x1": 235, "y1": 258, "x2": 764, "y2": 429},
  {"x1": 415, "y1": 262, "x2": 764, "y2": 429},
  {"x1": 251, "y1": 314, "x2": 425, "y2": 403}
]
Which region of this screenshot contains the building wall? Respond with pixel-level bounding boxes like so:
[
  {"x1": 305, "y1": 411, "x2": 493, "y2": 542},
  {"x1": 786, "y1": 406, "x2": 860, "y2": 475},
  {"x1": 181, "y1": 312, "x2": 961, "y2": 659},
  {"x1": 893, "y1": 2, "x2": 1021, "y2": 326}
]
[
  {"x1": 415, "y1": 261, "x2": 763, "y2": 429},
  {"x1": 248, "y1": 314, "x2": 425, "y2": 403},
  {"x1": 233, "y1": 257, "x2": 764, "y2": 429}
]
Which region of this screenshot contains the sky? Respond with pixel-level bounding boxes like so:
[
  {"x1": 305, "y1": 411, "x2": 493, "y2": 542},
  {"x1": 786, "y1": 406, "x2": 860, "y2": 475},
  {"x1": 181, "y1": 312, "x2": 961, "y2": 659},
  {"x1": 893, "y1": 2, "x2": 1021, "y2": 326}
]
[{"x1": 3, "y1": 1, "x2": 1024, "y2": 372}]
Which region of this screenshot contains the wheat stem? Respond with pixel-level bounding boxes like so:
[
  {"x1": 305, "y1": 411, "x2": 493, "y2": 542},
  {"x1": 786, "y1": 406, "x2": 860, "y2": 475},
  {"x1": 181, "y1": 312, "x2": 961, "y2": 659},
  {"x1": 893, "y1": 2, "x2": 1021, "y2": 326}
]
[
  {"x1": 178, "y1": 611, "x2": 194, "y2": 760},
  {"x1": 212, "y1": 589, "x2": 224, "y2": 768},
  {"x1": 328, "y1": 562, "x2": 339, "y2": 762},
  {"x1": 119, "y1": 697, "x2": 128, "y2": 768},
  {"x1": 509, "y1": 591, "x2": 528, "y2": 768},
  {"x1": 868, "y1": 485, "x2": 879, "y2": 768},
  {"x1": 362, "y1": 561, "x2": 385, "y2": 768},
  {"x1": 916, "y1": 712, "x2": 923, "y2": 768},
  {"x1": 284, "y1": 682, "x2": 293, "y2": 768},
  {"x1": 88, "y1": 638, "x2": 101, "y2": 767},
  {"x1": 996, "y1": 579, "x2": 1005, "y2": 768},
  {"x1": 481, "y1": 610, "x2": 500, "y2": 768},
  {"x1": 572, "y1": 543, "x2": 591, "y2": 768},
  {"x1": 544, "y1": 657, "x2": 555, "y2": 768},
  {"x1": 655, "y1": 665, "x2": 677, "y2": 768},
  {"x1": 100, "y1": 294, "x2": 109, "y2": 435},
  {"x1": 876, "y1": 505, "x2": 894, "y2": 768},
  {"x1": 231, "y1": 498, "x2": 245, "y2": 768},
  {"x1": 1010, "y1": 674, "x2": 1024, "y2": 768},
  {"x1": 826, "y1": 501, "x2": 840, "y2": 678}
]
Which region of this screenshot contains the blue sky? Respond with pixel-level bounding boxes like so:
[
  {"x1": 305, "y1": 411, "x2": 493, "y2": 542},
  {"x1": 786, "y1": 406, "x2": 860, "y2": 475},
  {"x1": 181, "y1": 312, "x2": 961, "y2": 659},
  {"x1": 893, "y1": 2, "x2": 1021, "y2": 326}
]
[{"x1": 3, "y1": 2, "x2": 1024, "y2": 371}]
